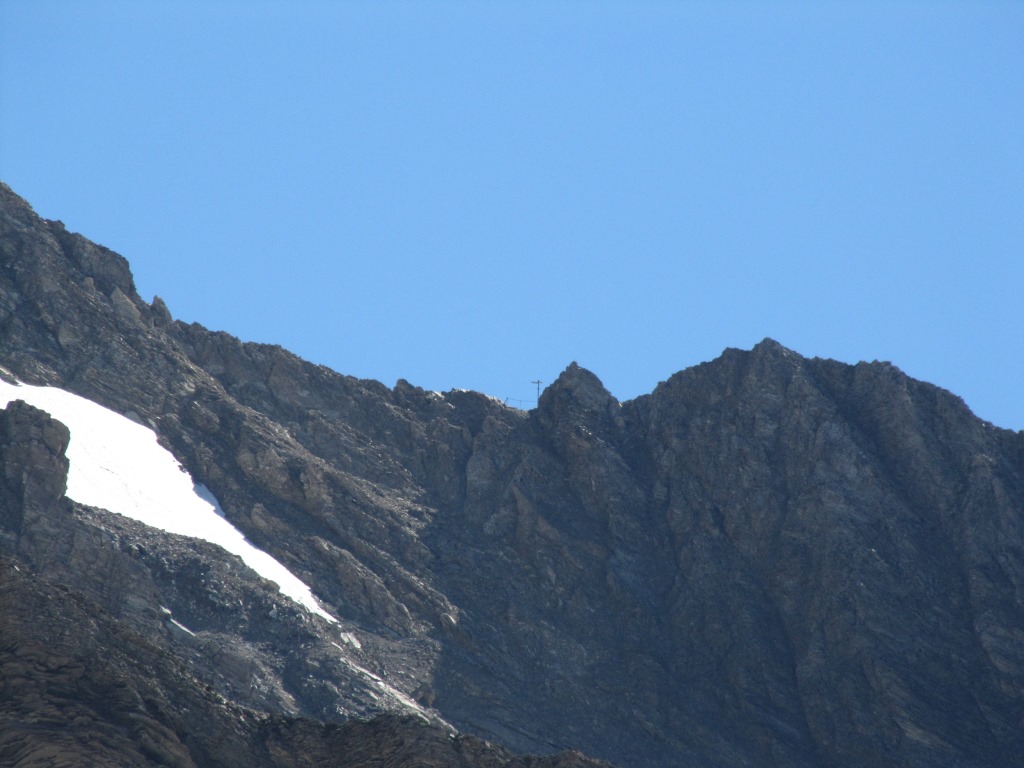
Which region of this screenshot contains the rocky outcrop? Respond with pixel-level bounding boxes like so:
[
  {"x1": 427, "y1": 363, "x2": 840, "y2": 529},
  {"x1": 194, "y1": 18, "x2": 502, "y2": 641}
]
[
  {"x1": 2, "y1": 180, "x2": 1023, "y2": 767},
  {"x1": 0, "y1": 399, "x2": 70, "y2": 538}
]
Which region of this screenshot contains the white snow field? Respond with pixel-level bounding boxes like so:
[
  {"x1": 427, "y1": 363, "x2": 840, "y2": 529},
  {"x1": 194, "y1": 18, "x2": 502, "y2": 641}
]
[{"x1": 0, "y1": 378, "x2": 336, "y2": 622}]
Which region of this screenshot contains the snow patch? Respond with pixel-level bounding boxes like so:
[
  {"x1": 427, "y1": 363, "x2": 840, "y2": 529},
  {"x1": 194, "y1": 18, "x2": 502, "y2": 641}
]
[
  {"x1": 169, "y1": 618, "x2": 196, "y2": 637},
  {"x1": 0, "y1": 380, "x2": 336, "y2": 622}
]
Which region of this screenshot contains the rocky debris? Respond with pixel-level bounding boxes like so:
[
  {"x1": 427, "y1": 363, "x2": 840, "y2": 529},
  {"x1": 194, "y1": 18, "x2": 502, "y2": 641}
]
[
  {"x1": 0, "y1": 558, "x2": 611, "y2": 768},
  {"x1": 2, "y1": 180, "x2": 1024, "y2": 767}
]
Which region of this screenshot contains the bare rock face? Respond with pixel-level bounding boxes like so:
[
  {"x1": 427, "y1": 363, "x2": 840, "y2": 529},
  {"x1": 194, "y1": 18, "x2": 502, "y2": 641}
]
[
  {"x1": 2, "y1": 180, "x2": 1024, "y2": 768},
  {"x1": 0, "y1": 399, "x2": 70, "y2": 536}
]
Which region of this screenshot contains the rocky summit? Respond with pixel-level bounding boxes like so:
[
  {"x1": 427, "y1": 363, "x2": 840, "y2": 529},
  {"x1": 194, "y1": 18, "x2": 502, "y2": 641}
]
[{"x1": 1, "y1": 180, "x2": 1022, "y2": 768}]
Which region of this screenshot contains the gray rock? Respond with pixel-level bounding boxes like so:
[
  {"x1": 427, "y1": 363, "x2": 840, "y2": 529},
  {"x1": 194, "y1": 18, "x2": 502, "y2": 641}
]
[{"x1": 2, "y1": 179, "x2": 1023, "y2": 767}]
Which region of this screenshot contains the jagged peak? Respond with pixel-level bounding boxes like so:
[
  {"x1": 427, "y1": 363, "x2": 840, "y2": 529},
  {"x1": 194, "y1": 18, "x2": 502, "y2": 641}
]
[
  {"x1": 705, "y1": 339, "x2": 803, "y2": 370},
  {"x1": 0, "y1": 182, "x2": 47, "y2": 237},
  {"x1": 540, "y1": 362, "x2": 618, "y2": 413},
  {"x1": 0, "y1": 180, "x2": 35, "y2": 213},
  {"x1": 750, "y1": 337, "x2": 798, "y2": 357},
  {"x1": 746, "y1": 338, "x2": 808, "y2": 378}
]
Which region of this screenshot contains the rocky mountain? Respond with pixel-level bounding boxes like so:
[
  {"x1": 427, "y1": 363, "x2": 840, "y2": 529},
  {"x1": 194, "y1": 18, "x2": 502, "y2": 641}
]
[{"x1": 1, "y1": 180, "x2": 1022, "y2": 767}]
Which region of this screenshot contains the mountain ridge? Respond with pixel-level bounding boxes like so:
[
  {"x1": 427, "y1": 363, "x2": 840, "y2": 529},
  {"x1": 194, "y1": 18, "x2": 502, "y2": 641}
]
[{"x1": 2, "y1": 181, "x2": 1023, "y2": 767}]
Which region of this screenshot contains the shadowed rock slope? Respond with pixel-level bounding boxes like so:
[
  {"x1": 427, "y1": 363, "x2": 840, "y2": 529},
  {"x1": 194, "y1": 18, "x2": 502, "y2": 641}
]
[
  {"x1": 0, "y1": 557, "x2": 607, "y2": 768},
  {"x1": 1, "y1": 181, "x2": 1023, "y2": 767}
]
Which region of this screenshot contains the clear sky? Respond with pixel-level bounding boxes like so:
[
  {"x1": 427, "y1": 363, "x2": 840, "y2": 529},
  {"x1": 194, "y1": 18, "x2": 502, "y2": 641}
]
[{"x1": 2, "y1": 2, "x2": 1022, "y2": 428}]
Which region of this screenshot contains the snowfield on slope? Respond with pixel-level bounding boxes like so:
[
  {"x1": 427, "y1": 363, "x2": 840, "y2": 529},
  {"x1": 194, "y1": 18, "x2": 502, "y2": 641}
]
[{"x1": 0, "y1": 378, "x2": 336, "y2": 622}]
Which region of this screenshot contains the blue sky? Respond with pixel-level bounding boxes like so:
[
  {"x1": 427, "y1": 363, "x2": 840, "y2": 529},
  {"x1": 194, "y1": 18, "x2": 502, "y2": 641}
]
[{"x1": 2, "y1": 2, "x2": 1022, "y2": 427}]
